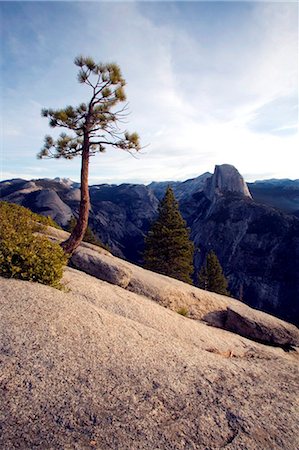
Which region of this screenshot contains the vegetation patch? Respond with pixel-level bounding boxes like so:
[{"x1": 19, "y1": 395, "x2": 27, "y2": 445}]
[
  {"x1": 0, "y1": 201, "x2": 67, "y2": 288},
  {"x1": 177, "y1": 307, "x2": 189, "y2": 317}
]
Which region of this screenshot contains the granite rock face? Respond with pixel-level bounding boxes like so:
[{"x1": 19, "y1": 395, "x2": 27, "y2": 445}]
[
  {"x1": 224, "y1": 304, "x2": 299, "y2": 348},
  {"x1": 248, "y1": 178, "x2": 299, "y2": 218},
  {"x1": 1, "y1": 270, "x2": 299, "y2": 450},
  {"x1": 204, "y1": 164, "x2": 252, "y2": 202},
  {"x1": 187, "y1": 192, "x2": 299, "y2": 325},
  {"x1": 70, "y1": 246, "x2": 132, "y2": 288}
]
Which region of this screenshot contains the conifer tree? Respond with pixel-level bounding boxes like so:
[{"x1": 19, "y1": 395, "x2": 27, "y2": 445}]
[
  {"x1": 198, "y1": 250, "x2": 229, "y2": 295},
  {"x1": 144, "y1": 187, "x2": 194, "y2": 284},
  {"x1": 38, "y1": 56, "x2": 140, "y2": 255}
]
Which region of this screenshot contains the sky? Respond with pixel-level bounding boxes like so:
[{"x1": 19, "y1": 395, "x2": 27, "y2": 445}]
[{"x1": 1, "y1": 1, "x2": 298, "y2": 185}]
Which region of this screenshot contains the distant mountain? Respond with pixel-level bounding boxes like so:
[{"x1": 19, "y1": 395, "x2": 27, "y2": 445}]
[
  {"x1": 148, "y1": 172, "x2": 211, "y2": 201},
  {"x1": 149, "y1": 170, "x2": 299, "y2": 217},
  {"x1": 248, "y1": 179, "x2": 299, "y2": 218},
  {"x1": 1, "y1": 165, "x2": 299, "y2": 325}
]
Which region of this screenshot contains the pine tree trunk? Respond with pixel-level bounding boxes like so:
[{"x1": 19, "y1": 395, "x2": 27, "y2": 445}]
[{"x1": 61, "y1": 140, "x2": 90, "y2": 255}]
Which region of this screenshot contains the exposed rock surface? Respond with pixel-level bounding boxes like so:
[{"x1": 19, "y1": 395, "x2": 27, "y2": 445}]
[
  {"x1": 225, "y1": 304, "x2": 299, "y2": 348},
  {"x1": 1, "y1": 270, "x2": 299, "y2": 450},
  {"x1": 70, "y1": 246, "x2": 132, "y2": 288},
  {"x1": 204, "y1": 164, "x2": 252, "y2": 202},
  {"x1": 43, "y1": 227, "x2": 130, "y2": 287},
  {"x1": 43, "y1": 225, "x2": 238, "y2": 326}
]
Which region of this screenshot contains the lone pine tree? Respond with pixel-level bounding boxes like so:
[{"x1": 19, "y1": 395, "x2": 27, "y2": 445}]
[
  {"x1": 38, "y1": 56, "x2": 140, "y2": 255},
  {"x1": 198, "y1": 250, "x2": 229, "y2": 295},
  {"x1": 144, "y1": 187, "x2": 194, "y2": 284}
]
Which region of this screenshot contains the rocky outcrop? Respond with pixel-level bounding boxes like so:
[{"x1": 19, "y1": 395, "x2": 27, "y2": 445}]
[
  {"x1": 43, "y1": 225, "x2": 237, "y2": 323},
  {"x1": 42, "y1": 227, "x2": 131, "y2": 288},
  {"x1": 204, "y1": 164, "x2": 252, "y2": 202},
  {"x1": 224, "y1": 304, "x2": 299, "y2": 348},
  {"x1": 70, "y1": 246, "x2": 132, "y2": 288}
]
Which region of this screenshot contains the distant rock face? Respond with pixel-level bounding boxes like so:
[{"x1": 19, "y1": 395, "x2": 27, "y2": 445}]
[
  {"x1": 248, "y1": 179, "x2": 299, "y2": 218},
  {"x1": 204, "y1": 164, "x2": 252, "y2": 201},
  {"x1": 149, "y1": 172, "x2": 211, "y2": 201},
  {"x1": 31, "y1": 189, "x2": 73, "y2": 226},
  {"x1": 89, "y1": 183, "x2": 159, "y2": 261}
]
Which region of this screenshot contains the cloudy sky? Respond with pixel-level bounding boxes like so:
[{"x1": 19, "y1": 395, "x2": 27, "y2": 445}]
[{"x1": 1, "y1": 1, "x2": 298, "y2": 185}]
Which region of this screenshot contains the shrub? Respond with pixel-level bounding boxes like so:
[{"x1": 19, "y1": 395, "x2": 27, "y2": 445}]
[
  {"x1": 0, "y1": 201, "x2": 67, "y2": 287},
  {"x1": 0, "y1": 201, "x2": 62, "y2": 229},
  {"x1": 177, "y1": 307, "x2": 189, "y2": 317}
]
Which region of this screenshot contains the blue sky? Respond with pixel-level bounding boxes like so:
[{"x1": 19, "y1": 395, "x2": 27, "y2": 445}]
[{"x1": 1, "y1": 1, "x2": 298, "y2": 184}]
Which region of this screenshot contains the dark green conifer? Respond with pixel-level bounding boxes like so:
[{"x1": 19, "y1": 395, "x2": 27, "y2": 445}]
[
  {"x1": 198, "y1": 250, "x2": 229, "y2": 295},
  {"x1": 144, "y1": 187, "x2": 194, "y2": 284}
]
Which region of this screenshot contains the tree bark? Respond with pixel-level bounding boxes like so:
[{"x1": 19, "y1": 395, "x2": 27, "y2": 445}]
[{"x1": 61, "y1": 139, "x2": 90, "y2": 255}]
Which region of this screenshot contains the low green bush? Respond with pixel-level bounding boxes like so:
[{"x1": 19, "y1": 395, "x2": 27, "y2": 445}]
[
  {"x1": 0, "y1": 201, "x2": 67, "y2": 288},
  {"x1": 177, "y1": 307, "x2": 188, "y2": 317},
  {"x1": 0, "y1": 201, "x2": 61, "y2": 229}
]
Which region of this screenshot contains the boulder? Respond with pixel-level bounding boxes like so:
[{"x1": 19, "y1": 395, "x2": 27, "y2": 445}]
[
  {"x1": 225, "y1": 303, "x2": 299, "y2": 348},
  {"x1": 70, "y1": 246, "x2": 132, "y2": 288}
]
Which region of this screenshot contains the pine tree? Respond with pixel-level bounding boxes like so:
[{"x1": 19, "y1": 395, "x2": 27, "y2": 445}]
[
  {"x1": 144, "y1": 187, "x2": 194, "y2": 284},
  {"x1": 38, "y1": 56, "x2": 140, "y2": 255},
  {"x1": 198, "y1": 264, "x2": 208, "y2": 291},
  {"x1": 198, "y1": 250, "x2": 229, "y2": 295}
]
